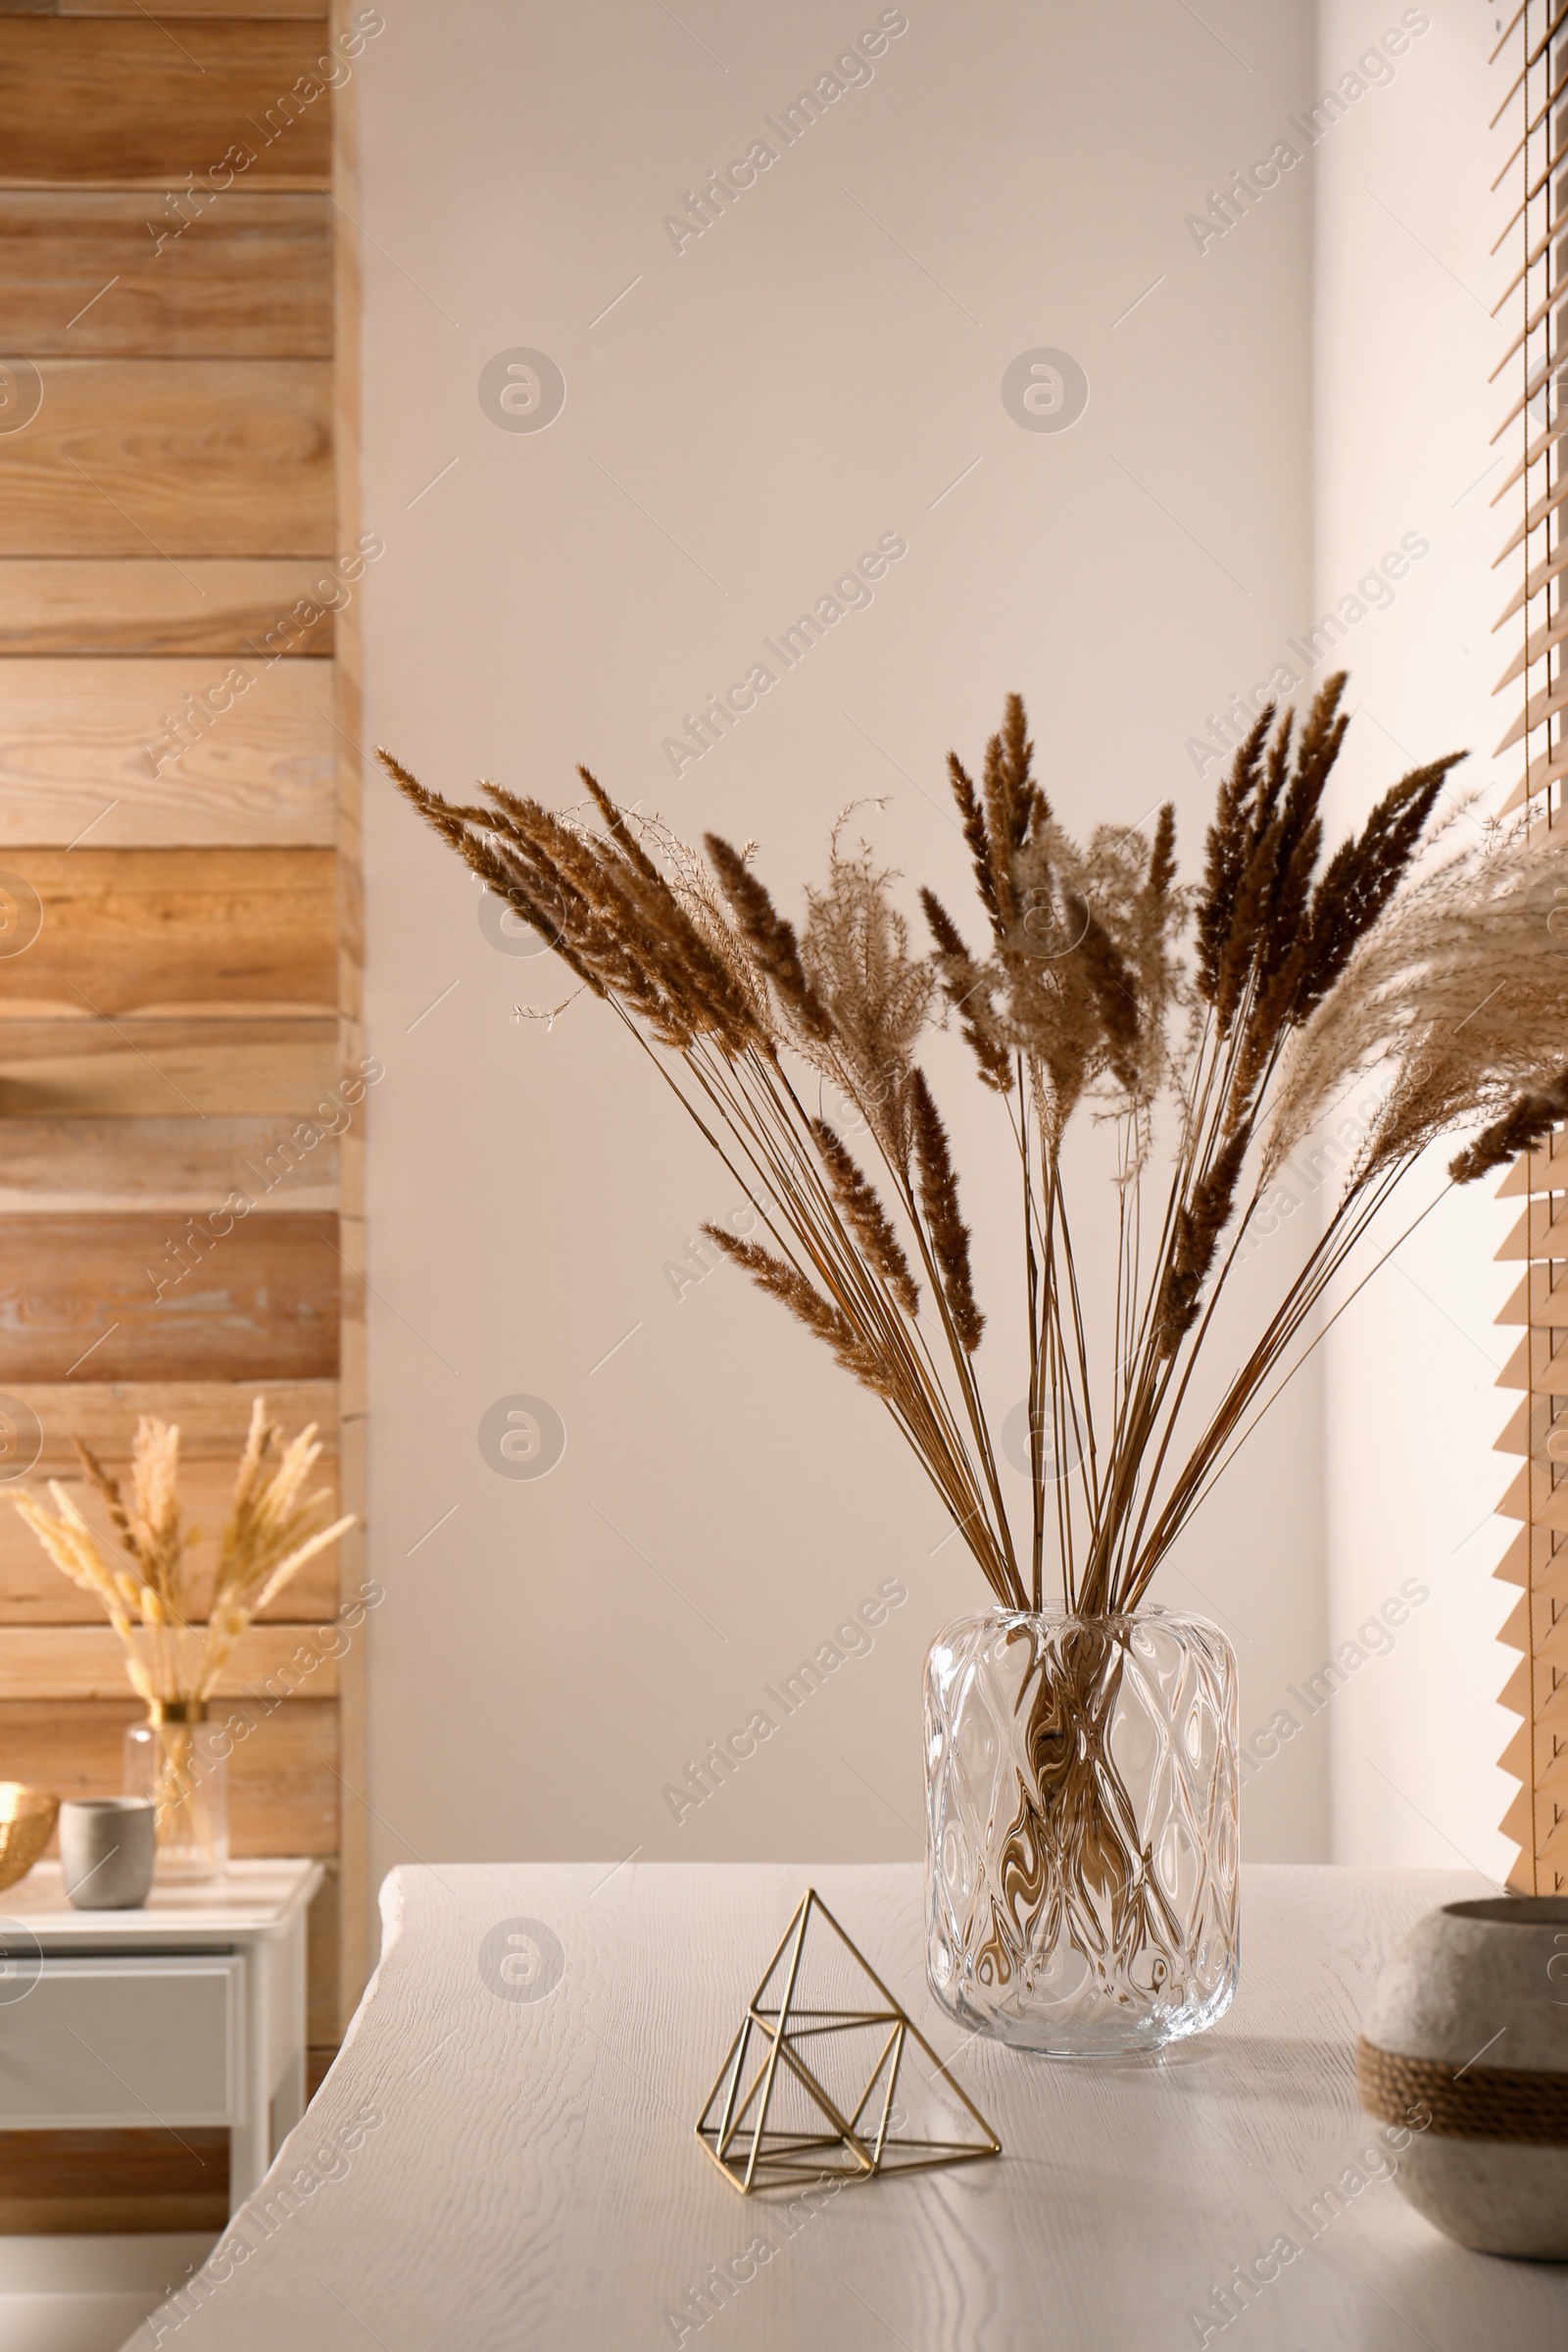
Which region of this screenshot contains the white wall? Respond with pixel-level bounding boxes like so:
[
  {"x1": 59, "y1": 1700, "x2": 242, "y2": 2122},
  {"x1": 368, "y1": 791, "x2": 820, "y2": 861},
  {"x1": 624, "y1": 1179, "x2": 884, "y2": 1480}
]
[
  {"x1": 1315, "y1": 0, "x2": 1516, "y2": 1877},
  {"x1": 354, "y1": 0, "x2": 1328, "y2": 1914}
]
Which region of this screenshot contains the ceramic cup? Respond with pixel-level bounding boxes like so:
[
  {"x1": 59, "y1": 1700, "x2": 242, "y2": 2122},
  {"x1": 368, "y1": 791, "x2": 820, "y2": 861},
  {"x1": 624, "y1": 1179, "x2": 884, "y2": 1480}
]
[
  {"x1": 1358, "y1": 1894, "x2": 1568, "y2": 2259},
  {"x1": 58, "y1": 1796, "x2": 156, "y2": 1910}
]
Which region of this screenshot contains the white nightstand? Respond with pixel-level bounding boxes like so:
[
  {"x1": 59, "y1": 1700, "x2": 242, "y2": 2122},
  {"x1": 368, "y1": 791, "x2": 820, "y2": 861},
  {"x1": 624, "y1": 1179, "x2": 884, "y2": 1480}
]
[{"x1": 0, "y1": 1859, "x2": 321, "y2": 2211}]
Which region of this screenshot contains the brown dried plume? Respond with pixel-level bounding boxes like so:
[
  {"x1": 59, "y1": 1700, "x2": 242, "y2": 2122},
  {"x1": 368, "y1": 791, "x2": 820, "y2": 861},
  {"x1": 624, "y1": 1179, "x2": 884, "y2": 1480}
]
[
  {"x1": 1449, "y1": 1067, "x2": 1568, "y2": 1186},
  {"x1": 809, "y1": 1120, "x2": 919, "y2": 1313},
  {"x1": 909, "y1": 1070, "x2": 984, "y2": 1351},
  {"x1": 703, "y1": 833, "x2": 832, "y2": 1042},
  {"x1": 699, "y1": 1228, "x2": 895, "y2": 1396}
]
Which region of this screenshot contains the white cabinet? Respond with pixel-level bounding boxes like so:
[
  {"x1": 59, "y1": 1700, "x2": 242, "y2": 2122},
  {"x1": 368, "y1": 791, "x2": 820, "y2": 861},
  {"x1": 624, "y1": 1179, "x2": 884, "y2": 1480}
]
[
  {"x1": 0, "y1": 1859, "x2": 319, "y2": 2209},
  {"x1": 0, "y1": 1953, "x2": 243, "y2": 2128}
]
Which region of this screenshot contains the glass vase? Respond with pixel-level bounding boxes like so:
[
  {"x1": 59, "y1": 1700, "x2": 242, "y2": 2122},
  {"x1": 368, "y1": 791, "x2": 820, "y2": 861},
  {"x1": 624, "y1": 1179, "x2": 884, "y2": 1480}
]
[
  {"x1": 124, "y1": 1704, "x2": 229, "y2": 1883},
  {"x1": 925, "y1": 1606, "x2": 1239, "y2": 2055}
]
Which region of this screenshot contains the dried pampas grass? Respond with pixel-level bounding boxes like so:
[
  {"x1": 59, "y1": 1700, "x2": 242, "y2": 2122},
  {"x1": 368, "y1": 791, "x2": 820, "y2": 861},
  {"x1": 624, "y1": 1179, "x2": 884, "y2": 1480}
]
[{"x1": 1266, "y1": 821, "x2": 1568, "y2": 1180}]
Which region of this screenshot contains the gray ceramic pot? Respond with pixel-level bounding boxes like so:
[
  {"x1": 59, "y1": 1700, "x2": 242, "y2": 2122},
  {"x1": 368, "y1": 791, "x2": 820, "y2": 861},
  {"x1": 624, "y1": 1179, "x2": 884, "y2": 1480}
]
[
  {"x1": 58, "y1": 1796, "x2": 156, "y2": 1910},
  {"x1": 1359, "y1": 1895, "x2": 1568, "y2": 2260}
]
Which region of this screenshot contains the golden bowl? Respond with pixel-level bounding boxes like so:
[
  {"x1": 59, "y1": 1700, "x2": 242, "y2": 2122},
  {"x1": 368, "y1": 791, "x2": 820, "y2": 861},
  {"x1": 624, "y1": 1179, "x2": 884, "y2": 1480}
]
[{"x1": 0, "y1": 1783, "x2": 59, "y2": 1891}]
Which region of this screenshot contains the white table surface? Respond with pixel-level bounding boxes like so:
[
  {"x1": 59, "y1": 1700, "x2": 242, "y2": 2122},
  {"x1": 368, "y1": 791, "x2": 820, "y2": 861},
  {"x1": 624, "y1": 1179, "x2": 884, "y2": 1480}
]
[
  {"x1": 0, "y1": 1859, "x2": 320, "y2": 1945},
  {"x1": 130, "y1": 1862, "x2": 1568, "y2": 2351}
]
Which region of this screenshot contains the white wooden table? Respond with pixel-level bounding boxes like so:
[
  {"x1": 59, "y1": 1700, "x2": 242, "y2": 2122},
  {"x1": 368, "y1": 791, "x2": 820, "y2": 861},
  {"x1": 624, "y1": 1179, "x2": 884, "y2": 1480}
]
[
  {"x1": 0, "y1": 1858, "x2": 319, "y2": 2212},
  {"x1": 131, "y1": 1863, "x2": 1568, "y2": 2350}
]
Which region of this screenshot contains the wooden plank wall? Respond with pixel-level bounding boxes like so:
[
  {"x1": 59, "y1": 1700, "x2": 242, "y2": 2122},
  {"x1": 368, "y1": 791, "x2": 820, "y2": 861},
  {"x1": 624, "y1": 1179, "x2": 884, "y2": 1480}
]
[{"x1": 0, "y1": 0, "x2": 368, "y2": 2224}]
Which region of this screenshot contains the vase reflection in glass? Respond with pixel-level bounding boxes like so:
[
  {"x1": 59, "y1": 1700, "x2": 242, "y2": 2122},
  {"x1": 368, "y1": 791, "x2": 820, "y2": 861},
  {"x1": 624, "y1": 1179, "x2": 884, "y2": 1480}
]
[
  {"x1": 124, "y1": 1701, "x2": 229, "y2": 1883},
  {"x1": 925, "y1": 1607, "x2": 1239, "y2": 2055}
]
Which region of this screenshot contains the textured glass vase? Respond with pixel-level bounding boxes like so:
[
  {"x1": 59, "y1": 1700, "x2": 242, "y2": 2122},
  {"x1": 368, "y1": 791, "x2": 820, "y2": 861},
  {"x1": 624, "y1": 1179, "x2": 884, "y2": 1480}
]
[
  {"x1": 124, "y1": 1708, "x2": 228, "y2": 1883},
  {"x1": 925, "y1": 1606, "x2": 1239, "y2": 2055}
]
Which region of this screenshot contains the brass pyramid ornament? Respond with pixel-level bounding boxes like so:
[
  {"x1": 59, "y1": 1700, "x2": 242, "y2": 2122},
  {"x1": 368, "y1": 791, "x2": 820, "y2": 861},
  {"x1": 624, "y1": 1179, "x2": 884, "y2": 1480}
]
[{"x1": 695, "y1": 1886, "x2": 1002, "y2": 2193}]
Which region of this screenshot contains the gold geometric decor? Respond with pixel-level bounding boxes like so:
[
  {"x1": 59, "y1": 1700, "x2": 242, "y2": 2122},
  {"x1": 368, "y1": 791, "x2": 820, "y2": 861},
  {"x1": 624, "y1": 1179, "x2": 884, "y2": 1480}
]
[{"x1": 696, "y1": 1887, "x2": 1001, "y2": 2194}]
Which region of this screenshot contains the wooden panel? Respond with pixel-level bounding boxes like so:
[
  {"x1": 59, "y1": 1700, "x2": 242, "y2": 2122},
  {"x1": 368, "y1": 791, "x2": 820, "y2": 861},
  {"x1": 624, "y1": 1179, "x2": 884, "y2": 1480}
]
[
  {"x1": 332, "y1": 29, "x2": 368, "y2": 2033},
  {"x1": 0, "y1": 192, "x2": 330, "y2": 355},
  {"x1": 0, "y1": 561, "x2": 334, "y2": 656},
  {"x1": 0, "y1": 2127, "x2": 228, "y2": 2238},
  {"x1": 0, "y1": 361, "x2": 332, "y2": 556},
  {"x1": 0, "y1": 1017, "x2": 336, "y2": 1116},
  {"x1": 306, "y1": 1862, "x2": 338, "y2": 2050},
  {"x1": 0, "y1": 1695, "x2": 337, "y2": 1852},
  {"x1": 59, "y1": 0, "x2": 326, "y2": 14},
  {"x1": 0, "y1": 656, "x2": 334, "y2": 848},
  {"x1": 0, "y1": 23, "x2": 332, "y2": 187},
  {"x1": 0, "y1": 1623, "x2": 340, "y2": 1699},
  {"x1": 0, "y1": 848, "x2": 336, "y2": 1017},
  {"x1": 0, "y1": 1377, "x2": 337, "y2": 1462},
  {"x1": 0, "y1": 1211, "x2": 338, "y2": 1381},
  {"x1": 56, "y1": 1, "x2": 325, "y2": 15},
  {"x1": 0, "y1": 1116, "x2": 338, "y2": 1213},
  {"x1": 0, "y1": 0, "x2": 367, "y2": 2106}
]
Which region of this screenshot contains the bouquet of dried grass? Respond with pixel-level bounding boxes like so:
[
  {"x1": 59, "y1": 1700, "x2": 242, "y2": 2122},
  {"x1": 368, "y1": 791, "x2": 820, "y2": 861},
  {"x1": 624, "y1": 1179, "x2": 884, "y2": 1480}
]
[
  {"x1": 13, "y1": 1398, "x2": 354, "y2": 1712},
  {"x1": 381, "y1": 676, "x2": 1567, "y2": 1607},
  {"x1": 381, "y1": 677, "x2": 1568, "y2": 1994},
  {"x1": 13, "y1": 1400, "x2": 353, "y2": 1871}
]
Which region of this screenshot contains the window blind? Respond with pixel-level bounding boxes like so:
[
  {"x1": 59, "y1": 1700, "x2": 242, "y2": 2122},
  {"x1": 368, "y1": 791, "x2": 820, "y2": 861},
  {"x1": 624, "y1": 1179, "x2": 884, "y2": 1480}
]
[{"x1": 1492, "y1": 0, "x2": 1568, "y2": 1896}]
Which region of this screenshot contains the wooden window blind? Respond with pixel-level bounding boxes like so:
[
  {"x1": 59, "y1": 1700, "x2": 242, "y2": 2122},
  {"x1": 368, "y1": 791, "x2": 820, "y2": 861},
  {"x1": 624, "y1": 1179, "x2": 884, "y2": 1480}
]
[{"x1": 1492, "y1": 0, "x2": 1568, "y2": 1895}]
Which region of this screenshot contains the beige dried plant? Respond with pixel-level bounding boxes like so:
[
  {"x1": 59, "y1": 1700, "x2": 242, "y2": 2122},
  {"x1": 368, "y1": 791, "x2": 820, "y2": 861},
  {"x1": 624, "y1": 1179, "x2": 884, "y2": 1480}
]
[
  {"x1": 379, "y1": 676, "x2": 1568, "y2": 1615},
  {"x1": 13, "y1": 1399, "x2": 355, "y2": 1709}
]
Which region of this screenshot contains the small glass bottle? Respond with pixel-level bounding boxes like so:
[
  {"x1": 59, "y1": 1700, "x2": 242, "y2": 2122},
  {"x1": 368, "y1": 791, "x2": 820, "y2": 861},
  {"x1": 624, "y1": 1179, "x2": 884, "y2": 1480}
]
[{"x1": 124, "y1": 1701, "x2": 229, "y2": 1882}]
